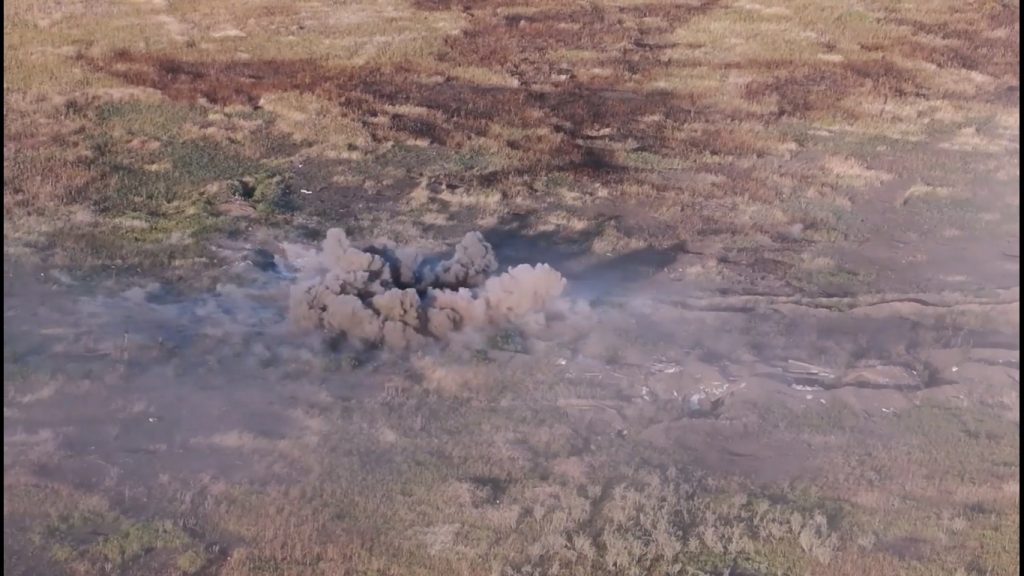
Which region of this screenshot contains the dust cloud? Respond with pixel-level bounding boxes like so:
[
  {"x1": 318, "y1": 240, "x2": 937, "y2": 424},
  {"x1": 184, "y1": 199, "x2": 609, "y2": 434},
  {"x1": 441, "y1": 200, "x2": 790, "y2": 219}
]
[{"x1": 289, "y1": 229, "x2": 569, "y2": 349}]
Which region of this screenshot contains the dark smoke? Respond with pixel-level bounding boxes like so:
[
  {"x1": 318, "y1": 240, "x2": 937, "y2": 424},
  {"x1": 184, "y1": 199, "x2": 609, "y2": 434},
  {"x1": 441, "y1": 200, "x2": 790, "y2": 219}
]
[{"x1": 289, "y1": 229, "x2": 567, "y2": 349}]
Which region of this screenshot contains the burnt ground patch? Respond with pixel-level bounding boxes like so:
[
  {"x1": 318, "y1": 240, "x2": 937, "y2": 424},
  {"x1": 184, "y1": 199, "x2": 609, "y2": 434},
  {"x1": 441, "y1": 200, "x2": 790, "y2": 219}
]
[
  {"x1": 437, "y1": 1, "x2": 721, "y2": 85},
  {"x1": 85, "y1": 0, "x2": 725, "y2": 180},
  {"x1": 87, "y1": 50, "x2": 720, "y2": 188},
  {"x1": 882, "y1": 3, "x2": 1020, "y2": 82},
  {"x1": 62, "y1": 0, "x2": 1019, "y2": 291},
  {"x1": 85, "y1": 48, "x2": 922, "y2": 230},
  {"x1": 84, "y1": 0, "x2": 988, "y2": 198},
  {"x1": 742, "y1": 57, "x2": 925, "y2": 120}
]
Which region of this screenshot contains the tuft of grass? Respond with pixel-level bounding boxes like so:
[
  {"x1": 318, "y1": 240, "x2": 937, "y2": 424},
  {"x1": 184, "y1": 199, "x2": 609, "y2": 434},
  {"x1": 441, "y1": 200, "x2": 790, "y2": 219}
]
[
  {"x1": 232, "y1": 171, "x2": 295, "y2": 215},
  {"x1": 92, "y1": 520, "x2": 192, "y2": 569},
  {"x1": 176, "y1": 550, "x2": 208, "y2": 574},
  {"x1": 786, "y1": 255, "x2": 871, "y2": 297},
  {"x1": 4, "y1": 92, "x2": 301, "y2": 278},
  {"x1": 4, "y1": 483, "x2": 209, "y2": 576}
]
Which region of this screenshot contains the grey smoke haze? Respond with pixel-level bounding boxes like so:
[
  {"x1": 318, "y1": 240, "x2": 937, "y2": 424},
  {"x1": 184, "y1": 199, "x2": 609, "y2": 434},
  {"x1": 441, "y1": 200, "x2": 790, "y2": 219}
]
[{"x1": 289, "y1": 229, "x2": 567, "y2": 349}]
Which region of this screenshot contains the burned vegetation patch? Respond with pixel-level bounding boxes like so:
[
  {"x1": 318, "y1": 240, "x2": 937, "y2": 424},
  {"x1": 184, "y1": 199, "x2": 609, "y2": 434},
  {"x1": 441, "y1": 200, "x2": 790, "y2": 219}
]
[
  {"x1": 883, "y1": 3, "x2": 1020, "y2": 82},
  {"x1": 89, "y1": 48, "x2": 712, "y2": 178},
  {"x1": 85, "y1": 0, "x2": 726, "y2": 182},
  {"x1": 742, "y1": 57, "x2": 924, "y2": 120},
  {"x1": 75, "y1": 0, "x2": 977, "y2": 262},
  {"x1": 438, "y1": 1, "x2": 719, "y2": 85}
]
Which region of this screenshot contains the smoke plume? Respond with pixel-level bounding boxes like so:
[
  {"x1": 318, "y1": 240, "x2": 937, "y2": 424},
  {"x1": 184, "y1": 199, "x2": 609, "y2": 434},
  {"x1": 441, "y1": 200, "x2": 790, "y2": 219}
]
[{"x1": 289, "y1": 229, "x2": 567, "y2": 349}]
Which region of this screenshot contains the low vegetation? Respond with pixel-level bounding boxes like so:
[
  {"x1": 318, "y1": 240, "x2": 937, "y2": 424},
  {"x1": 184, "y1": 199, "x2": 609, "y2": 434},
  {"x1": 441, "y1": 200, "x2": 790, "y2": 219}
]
[
  {"x1": 3, "y1": 0, "x2": 1018, "y2": 574},
  {"x1": 5, "y1": 0, "x2": 1018, "y2": 282}
]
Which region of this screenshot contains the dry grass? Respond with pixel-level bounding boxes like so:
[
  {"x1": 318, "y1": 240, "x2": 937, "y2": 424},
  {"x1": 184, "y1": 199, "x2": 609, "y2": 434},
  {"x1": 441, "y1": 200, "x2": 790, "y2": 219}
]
[
  {"x1": 7, "y1": 381, "x2": 1016, "y2": 575},
  {"x1": 5, "y1": 0, "x2": 1018, "y2": 271},
  {"x1": 4, "y1": 289, "x2": 1020, "y2": 574},
  {"x1": 3, "y1": 0, "x2": 1020, "y2": 574}
]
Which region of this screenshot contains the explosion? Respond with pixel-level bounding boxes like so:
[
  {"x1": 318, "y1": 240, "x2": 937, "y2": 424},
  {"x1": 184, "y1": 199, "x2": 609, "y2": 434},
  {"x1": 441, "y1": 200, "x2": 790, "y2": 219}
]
[{"x1": 289, "y1": 229, "x2": 567, "y2": 349}]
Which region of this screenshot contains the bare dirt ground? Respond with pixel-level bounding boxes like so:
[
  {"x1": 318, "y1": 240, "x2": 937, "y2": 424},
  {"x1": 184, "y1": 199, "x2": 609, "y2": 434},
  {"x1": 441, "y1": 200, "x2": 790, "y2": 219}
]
[{"x1": 4, "y1": 0, "x2": 1019, "y2": 574}]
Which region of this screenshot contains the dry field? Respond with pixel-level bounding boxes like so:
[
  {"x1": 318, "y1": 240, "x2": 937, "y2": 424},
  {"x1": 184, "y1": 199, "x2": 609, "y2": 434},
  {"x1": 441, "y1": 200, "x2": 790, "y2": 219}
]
[{"x1": 3, "y1": 0, "x2": 1019, "y2": 575}]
